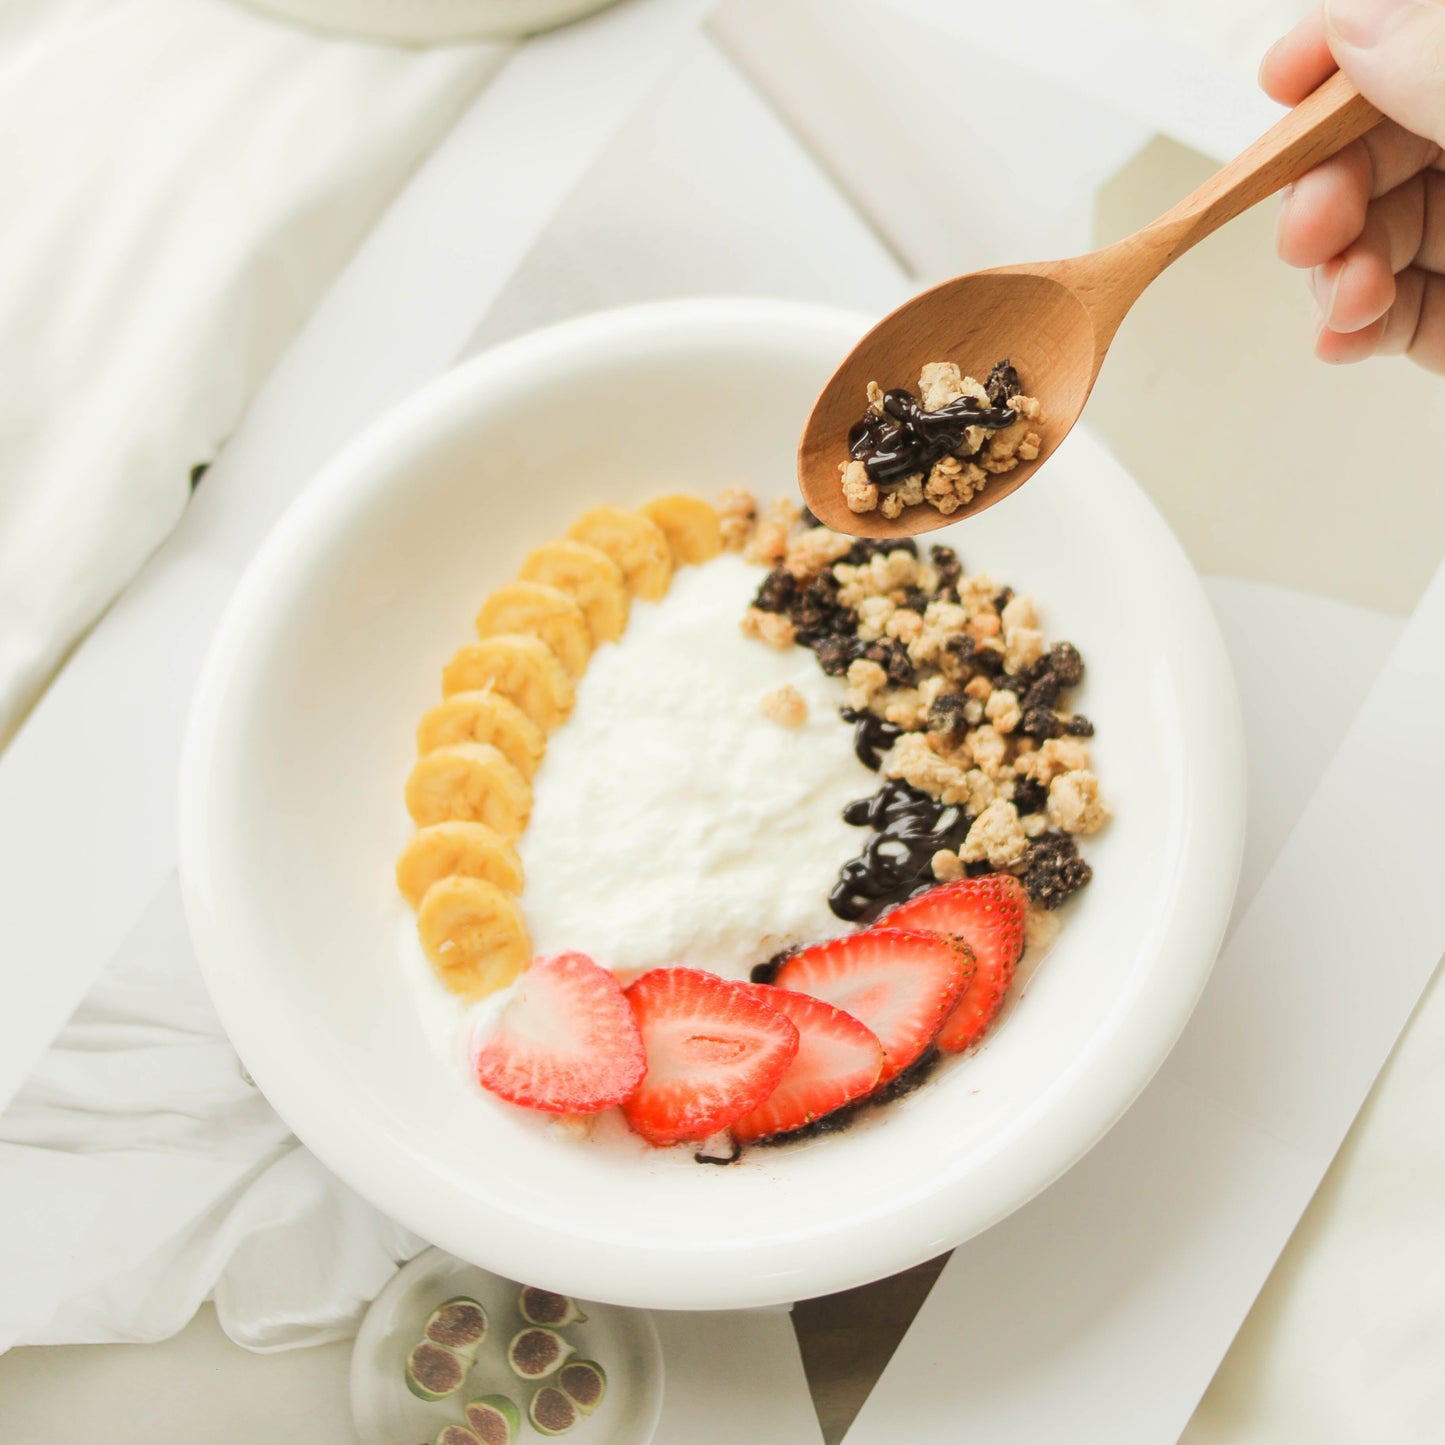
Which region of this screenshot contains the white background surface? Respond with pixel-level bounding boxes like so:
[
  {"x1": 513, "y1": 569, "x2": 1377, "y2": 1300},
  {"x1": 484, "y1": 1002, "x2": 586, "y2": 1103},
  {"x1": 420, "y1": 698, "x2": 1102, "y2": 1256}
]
[{"x1": 2, "y1": 0, "x2": 1444, "y2": 1441}]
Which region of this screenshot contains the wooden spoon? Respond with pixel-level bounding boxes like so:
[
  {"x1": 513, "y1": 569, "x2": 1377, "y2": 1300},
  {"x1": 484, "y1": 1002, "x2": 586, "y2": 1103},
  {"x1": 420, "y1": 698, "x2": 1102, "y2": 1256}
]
[{"x1": 799, "y1": 70, "x2": 1379, "y2": 539}]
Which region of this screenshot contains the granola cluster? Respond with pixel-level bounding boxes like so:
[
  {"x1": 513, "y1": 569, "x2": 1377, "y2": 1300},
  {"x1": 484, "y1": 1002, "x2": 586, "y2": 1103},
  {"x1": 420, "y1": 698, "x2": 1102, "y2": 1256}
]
[
  {"x1": 759, "y1": 684, "x2": 808, "y2": 728},
  {"x1": 841, "y1": 359, "x2": 1044, "y2": 520},
  {"x1": 729, "y1": 494, "x2": 1106, "y2": 922}
]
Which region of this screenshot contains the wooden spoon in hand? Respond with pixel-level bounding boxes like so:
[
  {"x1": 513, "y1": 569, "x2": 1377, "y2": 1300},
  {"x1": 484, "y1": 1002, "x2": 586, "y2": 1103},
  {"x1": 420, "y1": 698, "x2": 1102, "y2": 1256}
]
[{"x1": 798, "y1": 70, "x2": 1378, "y2": 539}]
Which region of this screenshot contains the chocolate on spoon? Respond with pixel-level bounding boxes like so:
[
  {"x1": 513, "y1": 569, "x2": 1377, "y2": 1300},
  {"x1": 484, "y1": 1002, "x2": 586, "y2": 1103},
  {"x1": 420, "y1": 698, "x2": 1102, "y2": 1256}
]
[{"x1": 798, "y1": 70, "x2": 1379, "y2": 539}]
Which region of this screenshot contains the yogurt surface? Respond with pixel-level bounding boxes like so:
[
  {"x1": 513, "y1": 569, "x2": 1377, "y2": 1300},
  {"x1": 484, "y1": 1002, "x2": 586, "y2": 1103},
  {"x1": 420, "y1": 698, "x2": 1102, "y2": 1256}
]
[{"x1": 518, "y1": 553, "x2": 875, "y2": 980}]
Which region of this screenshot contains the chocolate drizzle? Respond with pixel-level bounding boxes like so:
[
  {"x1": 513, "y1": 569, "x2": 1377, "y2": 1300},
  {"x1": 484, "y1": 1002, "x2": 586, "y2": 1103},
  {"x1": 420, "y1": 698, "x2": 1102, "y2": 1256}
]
[
  {"x1": 839, "y1": 706, "x2": 901, "y2": 771},
  {"x1": 829, "y1": 779, "x2": 973, "y2": 923},
  {"x1": 693, "y1": 1139, "x2": 744, "y2": 1166},
  {"x1": 752, "y1": 1047, "x2": 944, "y2": 1149},
  {"x1": 849, "y1": 387, "x2": 1015, "y2": 486}
]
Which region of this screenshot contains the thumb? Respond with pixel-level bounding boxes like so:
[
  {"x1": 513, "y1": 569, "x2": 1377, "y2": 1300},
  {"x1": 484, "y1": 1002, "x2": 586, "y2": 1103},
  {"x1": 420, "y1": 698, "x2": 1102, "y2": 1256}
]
[{"x1": 1325, "y1": 0, "x2": 1445, "y2": 147}]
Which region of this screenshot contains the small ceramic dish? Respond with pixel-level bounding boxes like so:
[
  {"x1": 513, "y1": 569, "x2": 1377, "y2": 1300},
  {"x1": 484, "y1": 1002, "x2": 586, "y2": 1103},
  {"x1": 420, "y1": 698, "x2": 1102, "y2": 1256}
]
[{"x1": 350, "y1": 1247, "x2": 663, "y2": 1445}]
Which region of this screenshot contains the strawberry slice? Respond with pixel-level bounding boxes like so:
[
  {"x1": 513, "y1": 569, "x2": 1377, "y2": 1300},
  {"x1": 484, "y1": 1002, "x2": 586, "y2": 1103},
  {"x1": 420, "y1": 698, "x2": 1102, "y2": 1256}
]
[
  {"x1": 774, "y1": 930, "x2": 970, "y2": 1084},
  {"x1": 730, "y1": 985, "x2": 884, "y2": 1144},
  {"x1": 475, "y1": 952, "x2": 645, "y2": 1113},
  {"x1": 622, "y1": 968, "x2": 799, "y2": 1147},
  {"x1": 878, "y1": 874, "x2": 1028, "y2": 1052}
]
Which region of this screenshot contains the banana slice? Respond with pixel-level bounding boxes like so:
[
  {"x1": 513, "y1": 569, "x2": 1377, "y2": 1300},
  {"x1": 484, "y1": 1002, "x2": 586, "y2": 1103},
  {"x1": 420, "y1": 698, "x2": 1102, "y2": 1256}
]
[
  {"x1": 567, "y1": 506, "x2": 673, "y2": 601},
  {"x1": 396, "y1": 821, "x2": 524, "y2": 910},
  {"x1": 441, "y1": 635, "x2": 574, "y2": 731},
  {"x1": 404, "y1": 742, "x2": 532, "y2": 837},
  {"x1": 640, "y1": 494, "x2": 723, "y2": 566},
  {"x1": 518, "y1": 540, "x2": 629, "y2": 645},
  {"x1": 415, "y1": 691, "x2": 545, "y2": 779},
  {"x1": 475, "y1": 582, "x2": 591, "y2": 680},
  {"x1": 416, "y1": 876, "x2": 530, "y2": 998}
]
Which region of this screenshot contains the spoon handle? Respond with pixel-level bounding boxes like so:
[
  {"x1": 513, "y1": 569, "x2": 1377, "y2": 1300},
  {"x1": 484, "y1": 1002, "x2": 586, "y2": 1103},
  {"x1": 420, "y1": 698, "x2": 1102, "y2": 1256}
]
[{"x1": 1141, "y1": 69, "x2": 1380, "y2": 266}]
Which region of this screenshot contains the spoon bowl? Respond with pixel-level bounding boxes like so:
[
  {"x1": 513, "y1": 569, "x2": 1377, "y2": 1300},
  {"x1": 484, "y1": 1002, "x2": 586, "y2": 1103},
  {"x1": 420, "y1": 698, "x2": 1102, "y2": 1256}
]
[
  {"x1": 801, "y1": 269, "x2": 1096, "y2": 538},
  {"x1": 799, "y1": 69, "x2": 1380, "y2": 538}
]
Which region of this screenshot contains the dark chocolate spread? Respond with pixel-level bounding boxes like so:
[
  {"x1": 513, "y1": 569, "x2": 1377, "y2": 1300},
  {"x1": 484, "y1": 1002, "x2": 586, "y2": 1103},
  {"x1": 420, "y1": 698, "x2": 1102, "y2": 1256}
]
[
  {"x1": 848, "y1": 387, "x2": 1016, "y2": 486},
  {"x1": 828, "y1": 778, "x2": 973, "y2": 924}
]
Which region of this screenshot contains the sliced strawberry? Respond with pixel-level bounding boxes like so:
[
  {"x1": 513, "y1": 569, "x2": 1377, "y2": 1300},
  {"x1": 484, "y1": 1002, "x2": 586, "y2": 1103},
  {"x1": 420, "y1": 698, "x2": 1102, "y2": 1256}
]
[
  {"x1": 730, "y1": 985, "x2": 884, "y2": 1144},
  {"x1": 878, "y1": 874, "x2": 1028, "y2": 1052},
  {"x1": 774, "y1": 930, "x2": 970, "y2": 1084},
  {"x1": 622, "y1": 968, "x2": 799, "y2": 1147},
  {"x1": 475, "y1": 952, "x2": 645, "y2": 1113}
]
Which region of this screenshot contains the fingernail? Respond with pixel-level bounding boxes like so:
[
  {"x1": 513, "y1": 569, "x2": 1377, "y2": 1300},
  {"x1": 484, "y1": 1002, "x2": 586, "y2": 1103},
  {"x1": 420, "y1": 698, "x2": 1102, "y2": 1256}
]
[
  {"x1": 1324, "y1": 0, "x2": 1417, "y2": 48},
  {"x1": 1275, "y1": 184, "x2": 1295, "y2": 251},
  {"x1": 1325, "y1": 261, "x2": 1348, "y2": 327},
  {"x1": 1257, "y1": 42, "x2": 1278, "y2": 89}
]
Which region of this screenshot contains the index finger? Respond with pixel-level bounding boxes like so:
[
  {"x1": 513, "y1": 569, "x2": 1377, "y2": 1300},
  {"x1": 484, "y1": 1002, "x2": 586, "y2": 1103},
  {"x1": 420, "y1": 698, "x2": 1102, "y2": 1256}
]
[{"x1": 1259, "y1": 10, "x2": 1336, "y2": 105}]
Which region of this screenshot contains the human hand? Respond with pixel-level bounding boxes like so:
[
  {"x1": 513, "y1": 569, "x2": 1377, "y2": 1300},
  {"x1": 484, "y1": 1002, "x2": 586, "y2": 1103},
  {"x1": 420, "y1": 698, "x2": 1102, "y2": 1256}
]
[{"x1": 1261, "y1": 0, "x2": 1445, "y2": 372}]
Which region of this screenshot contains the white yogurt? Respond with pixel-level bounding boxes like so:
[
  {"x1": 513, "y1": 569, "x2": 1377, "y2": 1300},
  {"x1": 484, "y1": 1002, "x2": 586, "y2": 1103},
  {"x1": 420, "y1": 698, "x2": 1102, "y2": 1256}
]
[{"x1": 518, "y1": 553, "x2": 876, "y2": 981}]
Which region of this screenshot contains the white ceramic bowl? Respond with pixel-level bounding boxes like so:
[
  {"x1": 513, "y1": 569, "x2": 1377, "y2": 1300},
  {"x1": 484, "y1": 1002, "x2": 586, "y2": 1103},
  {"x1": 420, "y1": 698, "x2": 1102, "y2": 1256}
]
[{"x1": 178, "y1": 299, "x2": 1244, "y2": 1311}]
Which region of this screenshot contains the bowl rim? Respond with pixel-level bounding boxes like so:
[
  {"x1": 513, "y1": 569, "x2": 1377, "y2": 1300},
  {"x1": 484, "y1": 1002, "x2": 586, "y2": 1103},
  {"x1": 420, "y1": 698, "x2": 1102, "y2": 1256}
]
[{"x1": 177, "y1": 296, "x2": 1246, "y2": 1309}]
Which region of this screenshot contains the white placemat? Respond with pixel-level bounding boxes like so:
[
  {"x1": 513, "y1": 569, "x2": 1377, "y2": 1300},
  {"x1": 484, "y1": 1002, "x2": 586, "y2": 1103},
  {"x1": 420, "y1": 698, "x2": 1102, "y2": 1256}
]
[{"x1": 654, "y1": 1308, "x2": 824, "y2": 1445}]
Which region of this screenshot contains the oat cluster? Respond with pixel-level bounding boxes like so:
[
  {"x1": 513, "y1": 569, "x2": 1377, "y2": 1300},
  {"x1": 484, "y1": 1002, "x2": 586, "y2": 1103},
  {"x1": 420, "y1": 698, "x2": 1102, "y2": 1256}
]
[
  {"x1": 759, "y1": 684, "x2": 808, "y2": 728},
  {"x1": 841, "y1": 360, "x2": 1043, "y2": 519},
  {"x1": 730, "y1": 494, "x2": 1106, "y2": 911}
]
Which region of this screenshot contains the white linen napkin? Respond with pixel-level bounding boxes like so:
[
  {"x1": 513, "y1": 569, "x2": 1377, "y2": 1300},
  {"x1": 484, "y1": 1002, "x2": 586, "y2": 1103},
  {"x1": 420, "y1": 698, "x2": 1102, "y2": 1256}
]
[
  {"x1": 0, "y1": 0, "x2": 502, "y2": 749},
  {"x1": 0, "y1": 876, "x2": 423, "y2": 1354}
]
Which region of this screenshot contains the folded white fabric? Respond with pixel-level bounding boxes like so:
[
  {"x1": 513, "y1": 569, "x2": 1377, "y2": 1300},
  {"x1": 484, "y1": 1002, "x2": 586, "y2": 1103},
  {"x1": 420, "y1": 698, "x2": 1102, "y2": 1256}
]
[
  {"x1": 0, "y1": 876, "x2": 425, "y2": 1353},
  {"x1": 0, "y1": 0, "x2": 501, "y2": 748}
]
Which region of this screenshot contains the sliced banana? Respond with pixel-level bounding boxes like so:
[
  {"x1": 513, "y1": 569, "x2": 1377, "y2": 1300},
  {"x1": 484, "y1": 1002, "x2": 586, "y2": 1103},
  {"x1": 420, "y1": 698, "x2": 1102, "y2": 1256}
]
[
  {"x1": 396, "y1": 821, "x2": 524, "y2": 910},
  {"x1": 475, "y1": 582, "x2": 591, "y2": 680},
  {"x1": 441, "y1": 635, "x2": 574, "y2": 732},
  {"x1": 415, "y1": 690, "x2": 545, "y2": 779},
  {"x1": 640, "y1": 494, "x2": 723, "y2": 566},
  {"x1": 404, "y1": 742, "x2": 532, "y2": 837},
  {"x1": 567, "y1": 506, "x2": 673, "y2": 601},
  {"x1": 416, "y1": 875, "x2": 531, "y2": 998},
  {"x1": 518, "y1": 540, "x2": 629, "y2": 645}
]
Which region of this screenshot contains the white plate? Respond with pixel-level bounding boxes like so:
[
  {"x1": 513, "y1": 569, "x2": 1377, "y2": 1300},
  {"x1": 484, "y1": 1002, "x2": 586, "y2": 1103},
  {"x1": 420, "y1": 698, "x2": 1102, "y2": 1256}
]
[
  {"x1": 177, "y1": 299, "x2": 1245, "y2": 1310},
  {"x1": 350, "y1": 1247, "x2": 663, "y2": 1445}
]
